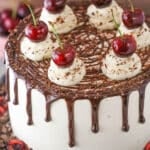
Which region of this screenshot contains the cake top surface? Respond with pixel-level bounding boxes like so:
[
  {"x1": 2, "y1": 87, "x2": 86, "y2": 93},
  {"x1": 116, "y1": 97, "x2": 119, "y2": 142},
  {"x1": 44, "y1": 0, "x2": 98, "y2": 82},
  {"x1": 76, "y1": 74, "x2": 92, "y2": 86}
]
[{"x1": 5, "y1": 2, "x2": 150, "y2": 99}]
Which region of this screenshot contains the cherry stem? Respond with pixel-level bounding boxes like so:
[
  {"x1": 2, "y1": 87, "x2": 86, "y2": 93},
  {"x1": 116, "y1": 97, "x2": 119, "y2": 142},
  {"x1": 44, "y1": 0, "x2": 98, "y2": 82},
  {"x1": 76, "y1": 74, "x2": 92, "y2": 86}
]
[
  {"x1": 128, "y1": 0, "x2": 134, "y2": 12},
  {"x1": 23, "y1": 0, "x2": 37, "y2": 26},
  {"x1": 49, "y1": 22, "x2": 63, "y2": 49},
  {"x1": 111, "y1": 10, "x2": 122, "y2": 36}
]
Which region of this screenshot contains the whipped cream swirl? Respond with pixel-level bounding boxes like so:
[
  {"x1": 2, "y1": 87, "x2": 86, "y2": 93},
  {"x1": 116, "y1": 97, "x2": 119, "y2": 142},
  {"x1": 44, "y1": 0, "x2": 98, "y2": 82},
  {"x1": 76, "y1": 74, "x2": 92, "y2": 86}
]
[
  {"x1": 20, "y1": 34, "x2": 59, "y2": 61},
  {"x1": 48, "y1": 58, "x2": 86, "y2": 86},
  {"x1": 87, "y1": 0, "x2": 123, "y2": 31},
  {"x1": 40, "y1": 5, "x2": 77, "y2": 34},
  {"x1": 118, "y1": 23, "x2": 150, "y2": 49},
  {"x1": 102, "y1": 50, "x2": 142, "y2": 80}
]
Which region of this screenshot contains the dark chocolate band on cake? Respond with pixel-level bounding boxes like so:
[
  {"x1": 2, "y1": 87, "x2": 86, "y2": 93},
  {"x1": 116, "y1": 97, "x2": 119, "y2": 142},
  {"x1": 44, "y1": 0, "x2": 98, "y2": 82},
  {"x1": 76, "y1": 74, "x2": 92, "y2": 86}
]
[{"x1": 5, "y1": 2, "x2": 150, "y2": 147}]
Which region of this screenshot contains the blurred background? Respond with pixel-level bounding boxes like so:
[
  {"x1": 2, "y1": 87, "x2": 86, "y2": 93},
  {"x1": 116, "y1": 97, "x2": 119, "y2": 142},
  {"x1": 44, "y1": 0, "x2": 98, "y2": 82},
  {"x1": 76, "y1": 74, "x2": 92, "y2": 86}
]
[{"x1": 0, "y1": 0, "x2": 150, "y2": 14}]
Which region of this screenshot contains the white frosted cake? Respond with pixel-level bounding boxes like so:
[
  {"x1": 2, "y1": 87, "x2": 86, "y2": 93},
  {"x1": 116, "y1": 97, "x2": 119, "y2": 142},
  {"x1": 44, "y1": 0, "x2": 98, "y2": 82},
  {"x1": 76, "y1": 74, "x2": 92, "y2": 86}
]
[{"x1": 5, "y1": 0, "x2": 150, "y2": 150}]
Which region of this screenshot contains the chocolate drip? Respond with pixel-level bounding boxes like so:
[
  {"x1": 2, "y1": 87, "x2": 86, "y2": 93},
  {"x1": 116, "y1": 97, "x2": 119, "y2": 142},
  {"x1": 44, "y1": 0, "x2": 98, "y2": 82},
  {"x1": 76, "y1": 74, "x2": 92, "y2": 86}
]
[
  {"x1": 122, "y1": 94, "x2": 129, "y2": 132},
  {"x1": 45, "y1": 95, "x2": 52, "y2": 122},
  {"x1": 26, "y1": 88, "x2": 33, "y2": 125},
  {"x1": 139, "y1": 85, "x2": 146, "y2": 123},
  {"x1": 91, "y1": 99, "x2": 101, "y2": 133},
  {"x1": 66, "y1": 100, "x2": 75, "y2": 147},
  {"x1": 5, "y1": 68, "x2": 10, "y2": 101},
  {"x1": 13, "y1": 77, "x2": 18, "y2": 105}
]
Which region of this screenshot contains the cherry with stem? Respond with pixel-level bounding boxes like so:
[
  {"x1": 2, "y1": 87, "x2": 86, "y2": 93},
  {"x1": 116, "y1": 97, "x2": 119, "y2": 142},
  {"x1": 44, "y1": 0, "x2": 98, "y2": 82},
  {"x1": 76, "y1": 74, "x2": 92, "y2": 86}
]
[
  {"x1": 111, "y1": 10, "x2": 122, "y2": 36},
  {"x1": 49, "y1": 22, "x2": 76, "y2": 67},
  {"x1": 128, "y1": 0, "x2": 134, "y2": 12},
  {"x1": 122, "y1": 0, "x2": 145, "y2": 28},
  {"x1": 50, "y1": 22, "x2": 63, "y2": 49},
  {"x1": 111, "y1": 10, "x2": 137, "y2": 57},
  {"x1": 24, "y1": 0, "x2": 48, "y2": 42}
]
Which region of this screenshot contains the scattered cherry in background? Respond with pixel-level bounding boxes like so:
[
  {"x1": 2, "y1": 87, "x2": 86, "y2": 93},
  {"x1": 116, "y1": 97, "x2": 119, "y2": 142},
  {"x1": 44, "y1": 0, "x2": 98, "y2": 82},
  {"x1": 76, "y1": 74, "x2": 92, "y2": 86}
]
[
  {"x1": 0, "y1": 2, "x2": 35, "y2": 36},
  {"x1": 0, "y1": 96, "x2": 8, "y2": 117},
  {"x1": 0, "y1": 9, "x2": 12, "y2": 21},
  {"x1": 17, "y1": 3, "x2": 31, "y2": 19},
  {"x1": 7, "y1": 139, "x2": 29, "y2": 150},
  {"x1": 0, "y1": 24, "x2": 8, "y2": 35},
  {"x1": 3, "y1": 17, "x2": 19, "y2": 31},
  {"x1": 144, "y1": 142, "x2": 150, "y2": 150}
]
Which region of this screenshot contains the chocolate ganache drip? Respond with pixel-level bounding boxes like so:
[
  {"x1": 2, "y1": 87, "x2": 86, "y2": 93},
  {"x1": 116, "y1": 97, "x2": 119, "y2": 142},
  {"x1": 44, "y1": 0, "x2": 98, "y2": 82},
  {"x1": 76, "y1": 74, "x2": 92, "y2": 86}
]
[
  {"x1": 66, "y1": 100, "x2": 75, "y2": 147},
  {"x1": 45, "y1": 95, "x2": 52, "y2": 122},
  {"x1": 13, "y1": 77, "x2": 19, "y2": 105},
  {"x1": 91, "y1": 99, "x2": 101, "y2": 133},
  {"x1": 26, "y1": 85, "x2": 33, "y2": 125},
  {"x1": 122, "y1": 94, "x2": 130, "y2": 132},
  {"x1": 139, "y1": 83, "x2": 147, "y2": 123}
]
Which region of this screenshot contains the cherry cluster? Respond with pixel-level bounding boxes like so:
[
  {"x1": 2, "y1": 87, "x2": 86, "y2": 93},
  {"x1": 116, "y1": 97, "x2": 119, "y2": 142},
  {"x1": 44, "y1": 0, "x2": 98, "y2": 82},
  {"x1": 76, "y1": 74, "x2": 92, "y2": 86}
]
[{"x1": 0, "y1": 3, "x2": 30, "y2": 36}]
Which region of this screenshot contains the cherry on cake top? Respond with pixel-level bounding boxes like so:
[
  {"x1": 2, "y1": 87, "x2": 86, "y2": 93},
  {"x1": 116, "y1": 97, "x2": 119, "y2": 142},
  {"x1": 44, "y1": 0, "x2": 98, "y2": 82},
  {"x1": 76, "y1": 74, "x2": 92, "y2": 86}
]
[
  {"x1": 112, "y1": 34, "x2": 136, "y2": 57},
  {"x1": 91, "y1": 0, "x2": 112, "y2": 7},
  {"x1": 122, "y1": 0, "x2": 145, "y2": 28},
  {"x1": 44, "y1": 0, "x2": 67, "y2": 13},
  {"x1": 25, "y1": 21, "x2": 48, "y2": 42},
  {"x1": 111, "y1": 10, "x2": 137, "y2": 57},
  {"x1": 50, "y1": 22, "x2": 76, "y2": 67},
  {"x1": 52, "y1": 45, "x2": 76, "y2": 67},
  {"x1": 24, "y1": 1, "x2": 48, "y2": 42}
]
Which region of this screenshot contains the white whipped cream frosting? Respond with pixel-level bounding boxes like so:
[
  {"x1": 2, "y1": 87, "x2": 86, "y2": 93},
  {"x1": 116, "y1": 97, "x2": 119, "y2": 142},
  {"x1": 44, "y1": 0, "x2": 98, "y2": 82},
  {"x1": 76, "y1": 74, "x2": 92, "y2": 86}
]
[
  {"x1": 102, "y1": 50, "x2": 142, "y2": 80},
  {"x1": 20, "y1": 34, "x2": 59, "y2": 61},
  {"x1": 118, "y1": 23, "x2": 150, "y2": 49},
  {"x1": 48, "y1": 58, "x2": 86, "y2": 86},
  {"x1": 87, "y1": 0, "x2": 123, "y2": 31},
  {"x1": 40, "y1": 5, "x2": 77, "y2": 34}
]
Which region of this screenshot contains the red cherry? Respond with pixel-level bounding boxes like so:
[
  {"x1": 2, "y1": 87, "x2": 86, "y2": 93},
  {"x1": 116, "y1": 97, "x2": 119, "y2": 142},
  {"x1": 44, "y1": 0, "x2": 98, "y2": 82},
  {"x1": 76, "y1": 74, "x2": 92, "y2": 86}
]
[
  {"x1": 144, "y1": 142, "x2": 150, "y2": 150},
  {"x1": 0, "y1": 106, "x2": 6, "y2": 117},
  {"x1": 0, "y1": 96, "x2": 8, "y2": 117},
  {"x1": 0, "y1": 23, "x2": 9, "y2": 35},
  {"x1": 3, "y1": 17, "x2": 19, "y2": 31},
  {"x1": 17, "y1": 3, "x2": 30, "y2": 19},
  {"x1": 122, "y1": 9, "x2": 145, "y2": 29},
  {"x1": 44, "y1": 0, "x2": 66, "y2": 13},
  {"x1": 91, "y1": 0, "x2": 112, "y2": 7},
  {"x1": 0, "y1": 9, "x2": 12, "y2": 21},
  {"x1": 25, "y1": 21, "x2": 48, "y2": 42},
  {"x1": 7, "y1": 139, "x2": 29, "y2": 150},
  {"x1": 112, "y1": 34, "x2": 136, "y2": 57},
  {"x1": 52, "y1": 45, "x2": 76, "y2": 67}
]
